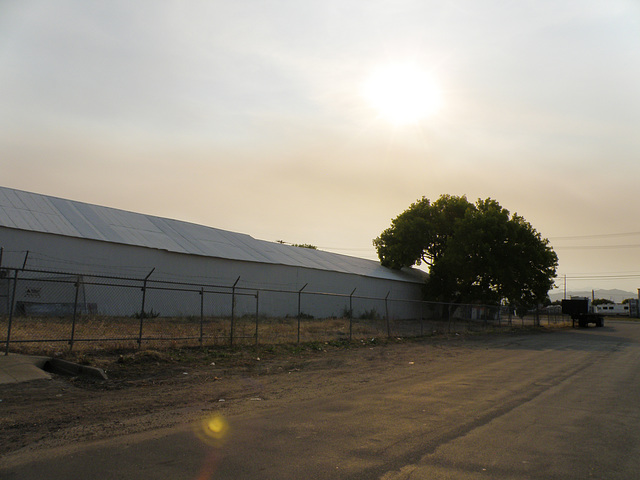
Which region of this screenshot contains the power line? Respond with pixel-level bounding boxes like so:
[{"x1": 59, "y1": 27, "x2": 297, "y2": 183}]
[
  {"x1": 321, "y1": 237, "x2": 640, "y2": 253},
  {"x1": 562, "y1": 274, "x2": 640, "y2": 280},
  {"x1": 317, "y1": 246, "x2": 374, "y2": 252},
  {"x1": 316, "y1": 230, "x2": 640, "y2": 253},
  {"x1": 553, "y1": 244, "x2": 640, "y2": 250},
  {"x1": 550, "y1": 231, "x2": 640, "y2": 240}
]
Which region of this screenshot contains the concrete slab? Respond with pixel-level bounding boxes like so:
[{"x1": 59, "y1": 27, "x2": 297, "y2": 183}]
[
  {"x1": 46, "y1": 358, "x2": 108, "y2": 380},
  {"x1": 0, "y1": 354, "x2": 52, "y2": 384},
  {"x1": 0, "y1": 354, "x2": 108, "y2": 384}
]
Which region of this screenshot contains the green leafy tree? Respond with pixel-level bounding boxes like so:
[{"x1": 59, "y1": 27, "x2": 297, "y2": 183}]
[
  {"x1": 373, "y1": 195, "x2": 473, "y2": 269},
  {"x1": 292, "y1": 243, "x2": 317, "y2": 249},
  {"x1": 276, "y1": 240, "x2": 318, "y2": 249},
  {"x1": 374, "y1": 195, "x2": 558, "y2": 310},
  {"x1": 593, "y1": 298, "x2": 614, "y2": 306}
]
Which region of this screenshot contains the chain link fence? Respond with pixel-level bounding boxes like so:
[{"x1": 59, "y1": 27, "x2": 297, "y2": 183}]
[{"x1": 0, "y1": 266, "x2": 569, "y2": 354}]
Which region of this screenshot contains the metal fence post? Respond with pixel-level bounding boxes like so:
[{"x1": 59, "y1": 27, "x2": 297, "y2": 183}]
[
  {"x1": 200, "y1": 287, "x2": 204, "y2": 347},
  {"x1": 137, "y1": 268, "x2": 155, "y2": 349},
  {"x1": 385, "y1": 291, "x2": 391, "y2": 338},
  {"x1": 69, "y1": 276, "x2": 81, "y2": 351},
  {"x1": 297, "y1": 283, "x2": 308, "y2": 344},
  {"x1": 230, "y1": 276, "x2": 240, "y2": 346},
  {"x1": 255, "y1": 290, "x2": 260, "y2": 348},
  {"x1": 5, "y1": 252, "x2": 28, "y2": 356},
  {"x1": 4, "y1": 269, "x2": 19, "y2": 356},
  {"x1": 346, "y1": 288, "x2": 356, "y2": 341},
  {"x1": 0, "y1": 247, "x2": 5, "y2": 315}
]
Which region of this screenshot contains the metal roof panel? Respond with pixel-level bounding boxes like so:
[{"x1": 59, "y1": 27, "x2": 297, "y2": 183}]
[{"x1": 0, "y1": 186, "x2": 425, "y2": 284}]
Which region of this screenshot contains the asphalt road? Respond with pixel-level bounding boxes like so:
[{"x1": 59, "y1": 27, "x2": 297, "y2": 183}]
[{"x1": 4, "y1": 320, "x2": 640, "y2": 479}]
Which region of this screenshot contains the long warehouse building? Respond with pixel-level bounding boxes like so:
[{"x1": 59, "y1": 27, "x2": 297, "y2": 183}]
[{"x1": 0, "y1": 186, "x2": 426, "y2": 319}]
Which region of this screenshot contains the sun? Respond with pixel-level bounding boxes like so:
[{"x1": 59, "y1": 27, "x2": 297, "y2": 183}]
[{"x1": 363, "y1": 62, "x2": 443, "y2": 126}]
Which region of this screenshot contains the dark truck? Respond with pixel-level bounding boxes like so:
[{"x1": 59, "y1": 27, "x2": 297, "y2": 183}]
[{"x1": 561, "y1": 298, "x2": 605, "y2": 328}]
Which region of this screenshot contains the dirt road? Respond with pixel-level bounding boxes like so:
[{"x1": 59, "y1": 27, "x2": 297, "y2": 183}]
[
  {"x1": 3, "y1": 322, "x2": 640, "y2": 479},
  {"x1": 1, "y1": 334, "x2": 481, "y2": 457}
]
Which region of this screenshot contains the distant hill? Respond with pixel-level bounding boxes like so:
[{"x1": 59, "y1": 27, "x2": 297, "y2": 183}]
[{"x1": 549, "y1": 289, "x2": 638, "y2": 304}]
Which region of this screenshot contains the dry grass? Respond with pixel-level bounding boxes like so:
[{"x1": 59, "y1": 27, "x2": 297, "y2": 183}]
[{"x1": 0, "y1": 313, "x2": 569, "y2": 355}]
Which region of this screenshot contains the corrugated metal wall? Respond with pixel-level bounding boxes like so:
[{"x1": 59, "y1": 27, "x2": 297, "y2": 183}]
[{"x1": 0, "y1": 228, "x2": 425, "y2": 319}]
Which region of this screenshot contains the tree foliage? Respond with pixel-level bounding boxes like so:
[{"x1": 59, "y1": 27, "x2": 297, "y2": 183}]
[
  {"x1": 276, "y1": 240, "x2": 318, "y2": 249},
  {"x1": 292, "y1": 243, "x2": 318, "y2": 249},
  {"x1": 374, "y1": 195, "x2": 558, "y2": 309},
  {"x1": 373, "y1": 195, "x2": 473, "y2": 269},
  {"x1": 592, "y1": 298, "x2": 614, "y2": 306}
]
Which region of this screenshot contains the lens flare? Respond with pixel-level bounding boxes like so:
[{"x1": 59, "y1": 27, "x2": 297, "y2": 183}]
[{"x1": 194, "y1": 414, "x2": 230, "y2": 447}]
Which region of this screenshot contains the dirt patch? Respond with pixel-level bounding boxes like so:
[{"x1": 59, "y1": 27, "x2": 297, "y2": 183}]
[{"x1": 0, "y1": 328, "x2": 557, "y2": 460}]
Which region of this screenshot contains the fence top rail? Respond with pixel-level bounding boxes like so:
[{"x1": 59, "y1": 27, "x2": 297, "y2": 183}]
[
  {"x1": 2, "y1": 265, "x2": 500, "y2": 311},
  {"x1": 5, "y1": 266, "x2": 243, "y2": 292}
]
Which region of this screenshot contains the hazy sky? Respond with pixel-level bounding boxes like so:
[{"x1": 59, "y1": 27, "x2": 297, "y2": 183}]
[{"x1": 2, "y1": 1, "x2": 640, "y2": 295}]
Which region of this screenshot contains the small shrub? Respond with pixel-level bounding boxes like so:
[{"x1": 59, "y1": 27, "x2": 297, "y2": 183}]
[
  {"x1": 306, "y1": 341, "x2": 325, "y2": 351},
  {"x1": 359, "y1": 308, "x2": 379, "y2": 320},
  {"x1": 117, "y1": 349, "x2": 170, "y2": 364},
  {"x1": 132, "y1": 309, "x2": 160, "y2": 319}
]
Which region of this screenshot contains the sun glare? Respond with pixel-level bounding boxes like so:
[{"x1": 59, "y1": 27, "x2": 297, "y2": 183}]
[{"x1": 363, "y1": 62, "x2": 443, "y2": 126}]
